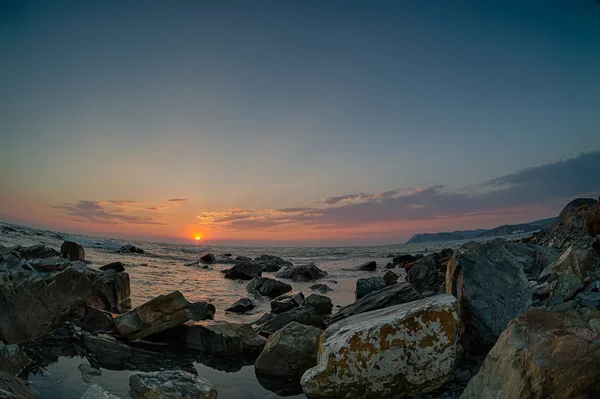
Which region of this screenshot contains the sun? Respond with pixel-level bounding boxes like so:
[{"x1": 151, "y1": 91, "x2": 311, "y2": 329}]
[{"x1": 195, "y1": 235, "x2": 202, "y2": 241}]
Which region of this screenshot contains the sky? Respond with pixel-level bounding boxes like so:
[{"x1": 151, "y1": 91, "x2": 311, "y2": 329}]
[{"x1": 1, "y1": 0, "x2": 599, "y2": 246}]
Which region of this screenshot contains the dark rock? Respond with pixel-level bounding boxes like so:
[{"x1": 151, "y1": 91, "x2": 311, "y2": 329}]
[
  {"x1": 99, "y1": 262, "x2": 125, "y2": 272},
  {"x1": 532, "y1": 282, "x2": 551, "y2": 300},
  {"x1": 255, "y1": 372, "x2": 304, "y2": 397},
  {"x1": 28, "y1": 256, "x2": 71, "y2": 272},
  {"x1": 114, "y1": 291, "x2": 192, "y2": 341},
  {"x1": 220, "y1": 253, "x2": 232, "y2": 257},
  {"x1": 80, "y1": 384, "x2": 119, "y2": 399},
  {"x1": 184, "y1": 321, "x2": 266, "y2": 357},
  {"x1": 357, "y1": 261, "x2": 376, "y2": 271},
  {"x1": 14, "y1": 244, "x2": 59, "y2": 260},
  {"x1": 118, "y1": 244, "x2": 144, "y2": 254},
  {"x1": 129, "y1": 370, "x2": 217, "y2": 399},
  {"x1": 271, "y1": 292, "x2": 304, "y2": 314},
  {"x1": 275, "y1": 262, "x2": 327, "y2": 282},
  {"x1": 392, "y1": 254, "x2": 420, "y2": 266},
  {"x1": 82, "y1": 333, "x2": 160, "y2": 367},
  {"x1": 549, "y1": 246, "x2": 584, "y2": 304},
  {"x1": 585, "y1": 199, "x2": 600, "y2": 237},
  {"x1": 223, "y1": 262, "x2": 262, "y2": 280},
  {"x1": 406, "y1": 254, "x2": 441, "y2": 294},
  {"x1": 255, "y1": 306, "x2": 329, "y2": 338},
  {"x1": 225, "y1": 297, "x2": 255, "y2": 314},
  {"x1": 78, "y1": 364, "x2": 102, "y2": 383},
  {"x1": 252, "y1": 313, "x2": 275, "y2": 326},
  {"x1": 80, "y1": 307, "x2": 116, "y2": 333},
  {"x1": 383, "y1": 270, "x2": 399, "y2": 285},
  {"x1": 356, "y1": 276, "x2": 386, "y2": 299},
  {"x1": 593, "y1": 239, "x2": 600, "y2": 256},
  {"x1": 384, "y1": 262, "x2": 396, "y2": 269},
  {"x1": 328, "y1": 281, "x2": 423, "y2": 326},
  {"x1": 247, "y1": 276, "x2": 292, "y2": 299},
  {"x1": 0, "y1": 371, "x2": 34, "y2": 399},
  {"x1": 200, "y1": 253, "x2": 216, "y2": 263},
  {"x1": 189, "y1": 301, "x2": 216, "y2": 321},
  {"x1": 255, "y1": 255, "x2": 293, "y2": 272},
  {"x1": 235, "y1": 256, "x2": 252, "y2": 262},
  {"x1": 585, "y1": 280, "x2": 600, "y2": 292},
  {"x1": 310, "y1": 283, "x2": 333, "y2": 293},
  {"x1": 0, "y1": 342, "x2": 31, "y2": 376},
  {"x1": 575, "y1": 291, "x2": 600, "y2": 307},
  {"x1": 302, "y1": 294, "x2": 333, "y2": 315},
  {"x1": 578, "y1": 247, "x2": 600, "y2": 280},
  {"x1": 60, "y1": 240, "x2": 85, "y2": 261}
]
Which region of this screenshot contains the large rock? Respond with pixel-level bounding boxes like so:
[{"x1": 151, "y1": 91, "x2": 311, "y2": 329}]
[
  {"x1": 301, "y1": 295, "x2": 460, "y2": 399},
  {"x1": 189, "y1": 301, "x2": 215, "y2": 321},
  {"x1": 406, "y1": 254, "x2": 441, "y2": 294},
  {"x1": 271, "y1": 292, "x2": 305, "y2": 314},
  {"x1": 256, "y1": 305, "x2": 330, "y2": 338},
  {"x1": 0, "y1": 342, "x2": 31, "y2": 376},
  {"x1": 184, "y1": 321, "x2": 266, "y2": 357},
  {"x1": 115, "y1": 291, "x2": 192, "y2": 341},
  {"x1": 328, "y1": 281, "x2": 422, "y2": 325},
  {"x1": 548, "y1": 246, "x2": 584, "y2": 304},
  {"x1": 355, "y1": 276, "x2": 386, "y2": 299},
  {"x1": 200, "y1": 253, "x2": 216, "y2": 263},
  {"x1": 462, "y1": 309, "x2": 600, "y2": 399},
  {"x1": 13, "y1": 244, "x2": 59, "y2": 260},
  {"x1": 60, "y1": 240, "x2": 85, "y2": 261},
  {"x1": 79, "y1": 307, "x2": 116, "y2": 333},
  {"x1": 382, "y1": 270, "x2": 398, "y2": 285},
  {"x1": 357, "y1": 261, "x2": 376, "y2": 271},
  {"x1": 27, "y1": 256, "x2": 71, "y2": 272},
  {"x1": 0, "y1": 264, "x2": 130, "y2": 344},
  {"x1": 129, "y1": 370, "x2": 217, "y2": 399},
  {"x1": 302, "y1": 294, "x2": 333, "y2": 315},
  {"x1": 392, "y1": 254, "x2": 422, "y2": 267},
  {"x1": 255, "y1": 255, "x2": 293, "y2": 272},
  {"x1": 82, "y1": 333, "x2": 160, "y2": 367},
  {"x1": 223, "y1": 262, "x2": 262, "y2": 280},
  {"x1": 225, "y1": 297, "x2": 255, "y2": 314},
  {"x1": 118, "y1": 244, "x2": 144, "y2": 254},
  {"x1": 0, "y1": 371, "x2": 34, "y2": 399},
  {"x1": 99, "y1": 262, "x2": 125, "y2": 272},
  {"x1": 445, "y1": 240, "x2": 532, "y2": 351},
  {"x1": 247, "y1": 276, "x2": 292, "y2": 299},
  {"x1": 276, "y1": 262, "x2": 327, "y2": 282},
  {"x1": 255, "y1": 322, "x2": 322, "y2": 377},
  {"x1": 534, "y1": 198, "x2": 597, "y2": 250},
  {"x1": 585, "y1": 199, "x2": 600, "y2": 237}
]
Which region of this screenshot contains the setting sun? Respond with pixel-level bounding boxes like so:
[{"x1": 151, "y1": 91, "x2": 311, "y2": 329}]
[{"x1": 195, "y1": 235, "x2": 201, "y2": 241}]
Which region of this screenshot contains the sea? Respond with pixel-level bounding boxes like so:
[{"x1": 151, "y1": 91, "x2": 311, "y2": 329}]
[{"x1": 0, "y1": 221, "x2": 533, "y2": 399}]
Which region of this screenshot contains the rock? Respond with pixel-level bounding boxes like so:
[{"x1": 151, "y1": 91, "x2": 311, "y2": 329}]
[
  {"x1": 129, "y1": 370, "x2": 217, "y2": 399},
  {"x1": 593, "y1": 239, "x2": 600, "y2": 256},
  {"x1": 578, "y1": 247, "x2": 600, "y2": 280},
  {"x1": 301, "y1": 295, "x2": 460, "y2": 399},
  {"x1": 78, "y1": 364, "x2": 102, "y2": 383},
  {"x1": 225, "y1": 297, "x2": 255, "y2": 314},
  {"x1": 255, "y1": 322, "x2": 322, "y2": 377},
  {"x1": 384, "y1": 262, "x2": 396, "y2": 269},
  {"x1": 0, "y1": 371, "x2": 34, "y2": 399},
  {"x1": 549, "y1": 246, "x2": 584, "y2": 304},
  {"x1": 0, "y1": 264, "x2": 130, "y2": 344},
  {"x1": 255, "y1": 306, "x2": 329, "y2": 338},
  {"x1": 118, "y1": 244, "x2": 144, "y2": 254},
  {"x1": 382, "y1": 270, "x2": 398, "y2": 285},
  {"x1": 115, "y1": 291, "x2": 192, "y2": 341},
  {"x1": 80, "y1": 384, "x2": 119, "y2": 399},
  {"x1": 99, "y1": 262, "x2": 125, "y2": 272},
  {"x1": 223, "y1": 262, "x2": 262, "y2": 280},
  {"x1": 247, "y1": 276, "x2": 292, "y2": 298},
  {"x1": 200, "y1": 253, "x2": 216, "y2": 263},
  {"x1": 357, "y1": 261, "x2": 376, "y2": 271},
  {"x1": 253, "y1": 313, "x2": 275, "y2": 326},
  {"x1": 310, "y1": 283, "x2": 333, "y2": 293},
  {"x1": 184, "y1": 321, "x2": 266, "y2": 357},
  {"x1": 255, "y1": 255, "x2": 293, "y2": 272},
  {"x1": 27, "y1": 256, "x2": 71, "y2": 272},
  {"x1": 584, "y1": 198, "x2": 600, "y2": 237},
  {"x1": 302, "y1": 294, "x2": 333, "y2": 315},
  {"x1": 575, "y1": 291, "x2": 600, "y2": 307},
  {"x1": 80, "y1": 307, "x2": 116, "y2": 333},
  {"x1": 275, "y1": 262, "x2": 327, "y2": 282},
  {"x1": 189, "y1": 301, "x2": 216, "y2": 321},
  {"x1": 406, "y1": 255, "x2": 441, "y2": 294},
  {"x1": 14, "y1": 244, "x2": 59, "y2": 260},
  {"x1": 328, "y1": 282, "x2": 422, "y2": 325},
  {"x1": 392, "y1": 254, "x2": 421, "y2": 267},
  {"x1": 531, "y1": 282, "x2": 550, "y2": 301},
  {"x1": 271, "y1": 292, "x2": 305, "y2": 314},
  {"x1": 356, "y1": 276, "x2": 387, "y2": 299},
  {"x1": 445, "y1": 240, "x2": 532, "y2": 351},
  {"x1": 462, "y1": 309, "x2": 600, "y2": 399},
  {"x1": 235, "y1": 255, "x2": 252, "y2": 262},
  {"x1": 82, "y1": 333, "x2": 159, "y2": 366},
  {"x1": 0, "y1": 342, "x2": 31, "y2": 376},
  {"x1": 535, "y1": 198, "x2": 597, "y2": 251},
  {"x1": 61, "y1": 240, "x2": 85, "y2": 261}
]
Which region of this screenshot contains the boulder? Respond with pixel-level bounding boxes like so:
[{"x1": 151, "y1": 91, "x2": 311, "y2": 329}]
[
  {"x1": 28, "y1": 256, "x2": 71, "y2": 272},
  {"x1": 225, "y1": 297, "x2": 255, "y2": 314},
  {"x1": 382, "y1": 270, "x2": 398, "y2": 285},
  {"x1": 0, "y1": 371, "x2": 34, "y2": 399},
  {"x1": 585, "y1": 199, "x2": 600, "y2": 237},
  {"x1": 255, "y1": 322, "x2": 322, "y2": 377},
  {"x1": 275, "y1": 262, "x2": 327, "y2": 282},
  {"x1": 60, "y1": 240, "x2": 85, "y2": 261},
  {"x1": 189, "y1": 301, "x2": 215, "y2": 321},
  {"x1": 184, "y1": 321, "x2": 266, "y2": 357},
  {"x1": 0, "y1": 342, "x2": 31, "y2": 376},
  {"x1": 200, "y1": 253, "x2": 216, "y2": 263},
  {"x1": 118, "y1": 244, "x2": 144, "y2": 254},
  {"x1": 99, "y1": 262, "x2": 125, "y2": 272},
  {"x1": 302, "y1": 294, "x2": 333, "y2": 315},
  {"x1": 14, "y1": 244, "x2": 59, "y2": 260},
  {"x1": 301, "y1": 295, "x2": 460, "y2": 399},
  {"x1": 271, "y1": 292, "x2": 305, "y2": 314},
  {"x1": 462, "y1": 309, "x2": 600, "y2": 399},
  {"x1": 578, "y1": 247, "x2": 600, "y2": 280},
  {"x1": 357, "y1": 261, "x2": 376, "y2": 271},
  {"x1": 392, "y1": 254, "x2": 421, "y2": 267},
  {"x1": 549, "y1": 246, "x2": 584, "y2": 304},
  {"x1": 79, "y1": 307, "x2": 116, "y2": 333},
  {"x1": 575, "y1": 291, "x2": 600, "y2": 307},
  {"x1": 82, "y1": 333, "x2": 159, "y2": 367},
  {"x1": 328, "y1": 282, "x2": 422, "y2": 325},
  {"x1": 255, "y1": 255, "x2": 293, "y2": 272},
  {"x1": 535, "y1": 198, "x2": 597, "y2": 251},
  {"x1": 247, "y1": 276, "x2": 292, "y2": 298},
  {"x1": 356, "y1": 276, "x2": 386, "y2": 299},
  {"x1": 406, "y1": 255, "x2": 441, "y2": 294},
  {"x1": 223, "y1": 262, "x2": 262, "y2": 280},
  {"x1": 445, "y1": 240, "x2": 532, "y2": 351},
  {"x1": 310, "y1": 283, "x2": 333, "y2": 293},
  {"x1": 256, "y1": 305, "x2": 330, "y2": 338},
  {"x1": 115, "y1": 291, "x2": 192, "y2": 341},
  {"x1": 129, "y1": 370, "x2": 217, "y2": 399},
  {"x1": 0, "y1": 264, "x2": 130, "y2": 344},
  {"x1": 80, "y1": 384, "x2": 120, "y2": 399}
]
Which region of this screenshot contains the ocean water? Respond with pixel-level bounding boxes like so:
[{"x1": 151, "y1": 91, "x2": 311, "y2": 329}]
[{"x1": 0, "y1": 221, "x2": 531, "y2": 398}]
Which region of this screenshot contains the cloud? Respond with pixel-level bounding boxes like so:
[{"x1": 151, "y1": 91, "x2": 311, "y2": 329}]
[
  {"x1": 55, "y1": 200, "x2": 164, "y2": 225},
  {"x1": 146, "y1": 205, "x2": 168, "y2": 211},
  {"x1": 108, "y1": 200, "x2": 142, "y2": 205},
  {"x1": 168, "y1": 198, "x2": 187, "y2": 202},
  {"x1": 318, "y1": 189, "x2": 401, "y2": 205}
]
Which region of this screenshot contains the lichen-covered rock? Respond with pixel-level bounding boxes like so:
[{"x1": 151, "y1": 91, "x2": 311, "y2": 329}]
[
  {"x1": 115, "y1": 291, "x2": 192, "y2": 341},
  {"x1": 255, "y1": 322, "x2": 322, "y2": 377},
  {"x1": 80, "y1": 384, "x2": 120, "y2": 399},
  {"x1": 356, "y1": 276, "x2": 386, "y2": 299},
  {"x1": 247, "y1": 276, "x2": 292, "y2": 299},
  {"x1": 301, "y1": 295, "x2": 460, "y2": 399},
  {"x1": 60, "y1": 240, "x2": 85, "y2": 261},
  {"x1": 184, "y1": 321, "x2": 266, "y2": 357},
  {"x1": 462, "y1": 309, "x2": 600, "y2": 399},
  {"x1": 129, "y1": 370, "x2": 217, "y2": 399},
  {"x1": 0, "y1": 371, "x2": 34, "y2": 399},
  {"x1": 549, "y1": 246, "x2": 584, "y2": 304}
]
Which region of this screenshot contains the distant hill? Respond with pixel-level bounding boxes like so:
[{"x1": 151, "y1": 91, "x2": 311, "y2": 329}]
[{"x1": 406, "y1": 217, "x2": 556, "y2": 245}]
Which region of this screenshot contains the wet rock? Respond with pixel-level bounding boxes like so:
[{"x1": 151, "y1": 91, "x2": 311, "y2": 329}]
[
  {"x1": 407, "y1": 255, "x2": 441, "y2": 294},
  {"x1": 118, "y1": 244, "x2": 144, "y2": 254},
  {"x1": 189, "y1": 301, "x2": 215, "y2": 321},
  {"x1": 61, "y1": 240, "x2": 85, "y2": 261},
  {"x1": 383, "y1": 270, "x2": 399, "y2": 285},
  {"x1": 80, "y1": 307, "x2": 116, "y2": 333},
  {"x1": 256, "y1": 305, "x2": 329, "y2": 338},
  {"x1": 225, "y1": 297, "x2": 255, "y2": 314},
  {"x1": 99, "y1": 262, "x2": 125, "y2": 272},
  {"x1": 357, "y1": 261, "x2": 376, "y2": 271},
  {"x1": 328, "y1": 281, "x2": 422, "y2": 325},
  {"x1": 393, "y1": 254, "x2": 421, "y2": 267},
  {"x1": 115, "y1": 291, "x2": 192, "y2": 341},
  {"x1": 356, "y1": 276, "x2": 386, "y2": 299},
  {"x1": 82, "y1": 334, "x2": 159, "y2": 367},
  {"x1": 255, "y1": 322, "x2": 322, "y2": 377},
  {"x1": 462, "y1": 309, "x2": 600, "y2": 399},
  {"x1": 200, "y1": 253, "x2": 216, "y2": 263},
  {"x1": 184, "y1": 321, "x2": 266, "y2": 357},
  {"x1": 301, "y1": 295, "x2": 460, "y2": 399},
  {"x1": 27, "y1": 256, "x2": 71, "y2": 272},
  {"x1": 247, "y1": 276, "x2": 292, "y2": 299},
  {"x1": 446, "y1": 240, "x2": 532, "y2": 351},
  {"x1": 223, "y1": 262, "x2": 262, "y2": 280},
  {"x1": 80, "y1": 384, "x2": 119, "y2": 399},
  {"x1": 78, "y1": 364, "x2": 102, "y2": 383},
  {"x1": 0, "y1": 342, "x2": 31, "y2": 376},
  {"x1": 255, "y1": 255, "x2": 293, "y2": 272},
  {"x1": 14, "y1": 244, "x2": 59, "y2": 260},
  {"x1": 302, "y1": 294, "x2": 333, "y2": 315},
  {"x1": 0, "y1": 371, "x2": 34, "y2": 399},
  {"x1": 129, "y1": 370, "x2": 217, "y2": 399},
  {"x1": 271, "y1": 292, "x2": 304, "y2": 314},
  {"x1": 252, "y1": 313, "x2": 275, "y2": 326},
  {"x1": 310, "y1": 283, "x2": 333, "y2": 293},
  {"x1": 275, "y1": 262, "x2": 327, "y2": 282},
  {"x1": 549, "y1": 246, "x2": 584, "y2": 304}
]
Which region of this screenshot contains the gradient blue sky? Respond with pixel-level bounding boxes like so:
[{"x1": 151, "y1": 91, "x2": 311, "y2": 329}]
[{"x1": 1, "y1": 1, "x2": 599, "y2": 245}]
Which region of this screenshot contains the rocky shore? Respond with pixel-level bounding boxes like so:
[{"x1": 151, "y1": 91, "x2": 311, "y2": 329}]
[{"x1": 2, "y1": 196, "x2": 600, "y2": 398}]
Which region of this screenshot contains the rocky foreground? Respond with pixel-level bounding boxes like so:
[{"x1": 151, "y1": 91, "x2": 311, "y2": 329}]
[{"x1": 1, "y1": 197, "x2": 600, "y2": 398}]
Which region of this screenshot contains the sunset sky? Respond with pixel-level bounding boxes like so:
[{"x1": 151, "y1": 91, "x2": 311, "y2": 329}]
[{"x1": 1, "y1": 1, "x2": 600, "y2": 246}]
